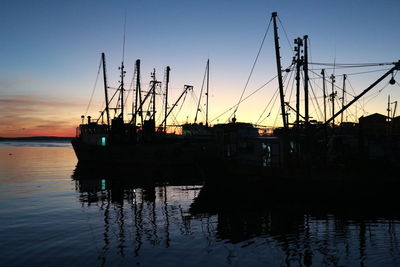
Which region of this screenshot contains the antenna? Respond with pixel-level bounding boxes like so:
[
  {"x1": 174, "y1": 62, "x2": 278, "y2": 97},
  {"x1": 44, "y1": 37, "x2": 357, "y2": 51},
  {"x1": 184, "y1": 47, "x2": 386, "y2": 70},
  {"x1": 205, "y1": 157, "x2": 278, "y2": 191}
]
[
  {"x1": 194, "y1": 59, "x2": 209, "y2": 124},
  {"x1": 206, "y1": 59, "x2": 210, "y2": 127},
  {"x1": 122, "y1": 8, "x2": 127, "y2": 63},
  {"x1": 119, "y1": 9, "x2": 127, "y2": 122},
  {"x1": 303, "y1": 35, "x2": 309, "y2": 126}
]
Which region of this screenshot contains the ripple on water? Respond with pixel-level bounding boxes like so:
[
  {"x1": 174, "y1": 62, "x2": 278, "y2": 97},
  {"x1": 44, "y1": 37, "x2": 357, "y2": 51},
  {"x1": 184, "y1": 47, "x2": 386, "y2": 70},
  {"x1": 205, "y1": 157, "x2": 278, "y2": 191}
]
[{"x1": 1, "y1": 143, "x2": 400, "y2": 266}]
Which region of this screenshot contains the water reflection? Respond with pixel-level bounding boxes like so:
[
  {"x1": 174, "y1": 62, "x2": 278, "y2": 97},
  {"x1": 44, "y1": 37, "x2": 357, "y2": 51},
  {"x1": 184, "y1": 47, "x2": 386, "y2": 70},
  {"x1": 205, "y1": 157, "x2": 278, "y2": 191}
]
[
  {"x1": 72, "y1": 163, "x2": 400, "y2": 266},
  {"x1": 72, "y1": 163, "x2": 204, "y2": 265},
  {"x1": 190, "y1": 180, "x2": 400, "y2": 266},
  {"x1": 2, "y1": 142, "x2": 398, "y2": 265}
]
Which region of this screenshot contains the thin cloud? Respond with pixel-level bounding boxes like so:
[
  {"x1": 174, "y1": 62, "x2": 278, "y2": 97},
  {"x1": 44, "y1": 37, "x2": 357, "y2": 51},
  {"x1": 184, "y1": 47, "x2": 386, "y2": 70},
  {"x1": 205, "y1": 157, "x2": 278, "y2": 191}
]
[
  {"x1": 0, "y1": 95, "x2": 84, "y2": 108},
  {"x1": 0, "y1": 94, "x2": 85, "y2": 137}
]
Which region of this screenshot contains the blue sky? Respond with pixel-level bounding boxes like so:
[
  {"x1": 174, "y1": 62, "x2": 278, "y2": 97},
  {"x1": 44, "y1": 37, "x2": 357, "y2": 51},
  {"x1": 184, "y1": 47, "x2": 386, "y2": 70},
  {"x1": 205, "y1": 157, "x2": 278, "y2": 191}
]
[{"x1": 0, "y1": 0, "x2": 399, "y2": 136}]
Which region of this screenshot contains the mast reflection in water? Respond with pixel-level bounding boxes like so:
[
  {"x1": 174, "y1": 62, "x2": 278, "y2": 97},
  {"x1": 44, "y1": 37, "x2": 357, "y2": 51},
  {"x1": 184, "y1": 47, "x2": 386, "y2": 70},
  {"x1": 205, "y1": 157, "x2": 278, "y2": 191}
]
[
  {"x1": 73, "y1": 164, "x2": 206, "y2": 266},
  {"x1": 73, "y1": 164, "x2": 400, "y2": 267}
]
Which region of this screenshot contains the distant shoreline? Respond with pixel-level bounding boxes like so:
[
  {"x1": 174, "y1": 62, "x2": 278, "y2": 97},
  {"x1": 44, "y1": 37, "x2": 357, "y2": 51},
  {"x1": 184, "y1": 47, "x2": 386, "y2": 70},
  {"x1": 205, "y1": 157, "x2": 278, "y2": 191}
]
[{"x1": 0, "y1": 137, "x2": 73, "y2": 142}]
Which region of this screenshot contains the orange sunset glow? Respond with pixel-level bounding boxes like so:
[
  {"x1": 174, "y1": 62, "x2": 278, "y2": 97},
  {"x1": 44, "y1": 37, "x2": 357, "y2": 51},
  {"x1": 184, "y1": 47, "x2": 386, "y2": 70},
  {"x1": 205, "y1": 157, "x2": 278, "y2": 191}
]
[
  {"x1": 0, "y1": 95, "x2": 82, "y2": 137},
  {"x1": 1, "y1": 1, "x2": 398, "y2": 138}
]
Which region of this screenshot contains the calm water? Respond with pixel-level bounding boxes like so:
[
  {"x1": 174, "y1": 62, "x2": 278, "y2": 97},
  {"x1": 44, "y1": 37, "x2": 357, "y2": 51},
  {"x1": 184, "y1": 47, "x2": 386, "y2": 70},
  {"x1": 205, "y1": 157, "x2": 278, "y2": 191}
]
[{"x1": 1, "y1": 141, "x2": 400, "y2": 266}]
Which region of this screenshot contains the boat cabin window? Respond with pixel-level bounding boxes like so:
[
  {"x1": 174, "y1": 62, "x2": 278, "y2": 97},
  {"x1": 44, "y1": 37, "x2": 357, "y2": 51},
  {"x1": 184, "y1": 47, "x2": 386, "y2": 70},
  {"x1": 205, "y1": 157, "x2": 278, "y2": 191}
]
[{"x1": 100, "y1": 137, "x2": 106, "y2": 147}]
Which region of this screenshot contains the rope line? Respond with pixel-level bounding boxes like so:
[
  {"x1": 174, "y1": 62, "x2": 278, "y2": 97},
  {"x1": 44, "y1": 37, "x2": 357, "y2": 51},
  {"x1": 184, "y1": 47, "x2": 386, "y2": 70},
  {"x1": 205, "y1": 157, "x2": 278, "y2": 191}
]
[
  {"x1": 277, "y1": 16, "x2": 294, "y2": 53},
  {"x1": 84, "y1": 57, "x2": 102, "y2": 116},
  {"x1": 210, "y1": 75, "x2": 278, "y2": 123},
  {"x1": 232, "y1": 17, "x2": 272, "y2": 118},
  {"x1": 256, "y1": 88, "x2": 279, "y2": 125}
]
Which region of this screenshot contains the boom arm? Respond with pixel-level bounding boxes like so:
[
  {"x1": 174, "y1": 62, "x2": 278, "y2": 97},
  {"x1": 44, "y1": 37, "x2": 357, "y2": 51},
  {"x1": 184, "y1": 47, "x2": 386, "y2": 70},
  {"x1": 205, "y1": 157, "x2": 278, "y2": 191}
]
[
  {"x1": 324, "y1": 61, "x2": 400, "y2": 127},
  {"x1": 158, "y1": 85, "x2": 193, "y2": 130}
]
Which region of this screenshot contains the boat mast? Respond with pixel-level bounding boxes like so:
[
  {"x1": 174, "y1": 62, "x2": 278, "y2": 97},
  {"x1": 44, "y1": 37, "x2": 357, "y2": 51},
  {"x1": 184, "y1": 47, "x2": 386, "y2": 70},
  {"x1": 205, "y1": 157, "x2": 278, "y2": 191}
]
[
  {"x1": 330, "y1": 74, "x2": 336, "y2": 128},
  {"x1": 151, "y1": 69, "x2": 157, "y2": 120},
  {"x1": 341, "y1": 74, "x2": 346, "y2": 124},
  {"x1": 321, "y1": 69, "x2": 327, "y2": 123},
  {"x1": 303, "y1": 35, "x2": 309, "y2": 126},
  {"x1": 294, "y1": 38, "x2": 302, "y2": 128},
  {"x1": 133, "y1": 59, "x2": 142, "y2": 127},
  {"x1": 387, "y1": 94, "x2": 391, "y2": 134},
  {"x1": 101, "y1": 53, "x2": 110, "y2": 128},
  {"x1": 272, "y1": 12, "x2": 287, "y2": 129},
  {"x1": 206, "y1": 59, "x2": 209, "y2": 127},
  {"x1": 119, "y1": 61, "x2": 126, "y2": 121},
  {"x1": 164, "y1": 66, "x2": 171, "y2": 133},
  {"x1": 135, "y1": 85, "x2": 155, "y2": 122},
  {"x1": 194, "y1": 59, "x2": 209, "y2": 125}
]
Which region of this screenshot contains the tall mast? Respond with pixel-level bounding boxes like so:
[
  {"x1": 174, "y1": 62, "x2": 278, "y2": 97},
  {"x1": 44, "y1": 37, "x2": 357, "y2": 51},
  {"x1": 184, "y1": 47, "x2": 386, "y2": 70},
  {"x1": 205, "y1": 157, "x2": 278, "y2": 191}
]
[
  {"x1": 330, "y1": 74, "x2": 336, "y2": 127},
  {"x1": 272, "y1": 12, "x2": 287, "y2": 129},
  {"x1": 206, "y1": 59, "x2": 210, "y2": 127},
  {"x1": 133, "y1": 59, "x2": 141, "y2": 127},
  {"x1": 164, "y1": 66, "x2": 171, "y2": 133},
  {"x1": 194, "y1": 59, "x2": 209, "y2": 125},
  {"x1": 341, "y1": 74, "x2": 346, "y2": 124},
  {"x1": 151, "y1": 69, "x2": 156, "y2": 120},
  {"x1": 101, "y1": 53, "x2": 110, "y2": 128},
  {"x1": 294, "y1": 38, "x2": 302, "y2": 127},
  {"x1": 321, "y1": 69, "x2": 327, "y2": 123},
  {"x1": 303, "y1": 35, "x2": 309, "y2": 126},
  {"x1": 119, "y1": 61, "x2": 125, "y2": 121}
]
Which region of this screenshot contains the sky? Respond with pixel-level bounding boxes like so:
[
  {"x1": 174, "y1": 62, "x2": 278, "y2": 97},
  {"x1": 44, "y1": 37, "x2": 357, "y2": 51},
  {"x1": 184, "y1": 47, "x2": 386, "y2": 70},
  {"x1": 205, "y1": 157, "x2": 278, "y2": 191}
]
[{"x1": 1, "y1": 0, "x2": 399, "y2": 137}]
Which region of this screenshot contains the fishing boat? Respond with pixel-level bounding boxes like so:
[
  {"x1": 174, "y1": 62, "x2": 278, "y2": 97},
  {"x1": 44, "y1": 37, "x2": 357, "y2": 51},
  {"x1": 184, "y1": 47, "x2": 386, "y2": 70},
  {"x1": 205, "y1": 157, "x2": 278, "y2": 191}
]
[
  {"x1": 210, "y1": 12, "x2": 400, "y2": 172},
  {"x1": 73, "y1": 12, "x2": 400, "y2": 173},
  {"x1": 72, "y1": 55, "x2": 213, "y2": 167}
]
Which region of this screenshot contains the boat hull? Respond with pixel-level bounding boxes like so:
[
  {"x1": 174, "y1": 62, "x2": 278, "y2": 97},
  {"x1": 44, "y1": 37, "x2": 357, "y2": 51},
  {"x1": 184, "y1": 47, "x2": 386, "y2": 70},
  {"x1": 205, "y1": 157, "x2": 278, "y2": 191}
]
[{"x1": 71, "y1": 138, "x2": 207, "y2": 167}]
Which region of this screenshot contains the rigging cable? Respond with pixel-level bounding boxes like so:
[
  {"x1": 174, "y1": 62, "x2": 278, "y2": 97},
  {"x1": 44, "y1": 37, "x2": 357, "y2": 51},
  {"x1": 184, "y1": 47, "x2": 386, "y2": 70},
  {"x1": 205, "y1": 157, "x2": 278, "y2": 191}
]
[
  {"x1": 124, "y1": 67, "x2": 136, "y2": 120},
  {"x1": 304, "y1": 59, "x2": 324, "y2": 121},
  {"x1": 286, "y1": 74, "x2": 297, "y2": 123},
  {"x1": 344, "y1": 68, "x2": 391, "y2": 76},
  {"x1": 232, "y1": 17, "x2": 272, "y2": 119},
  {"x1": 267, "y1": 69, "x2": 291, "y2": 127},
  {"x1": 173, "y1": 90, "x2": 189, "y2": 123},
  {"x1": 309, "y1": 69, "x2": 356, "y2": 98},
  {"x1": 395, "y1": 71, "x2": 400, "y2": 88},
  {"x1": 210, "y1": 75, "x2": 278, "y2": 123},
  {"x1": 256, "y1": 87, "x2": 279, "y2": 125},
  {"x1": 258, "y1": 87, "x2": 280, "y2": 125},
  {"x1": 194, "y1": 61, "x2": 208, "y2": 123},
  {"x1": 308, "y1": 80, "x2": 323, "y2": 121},
  {"x1": 346, "y1": 77, "x2": 366, "y2": 118},
  {"x1": 121, "y1": 9, "x2": 127, "y2": 63},
  {"x1": 364, "y1": 82, "x2": 390, "y2": 106},
  {"x1": 277, "y1": 16, "x2": 294, "y2": 53},
  {"x1": 190, "y1": 90, "x2": 206, "y2": 122},
  {"x1": 280, "y1": 64, "x2": 295, "y2": 123},
  {"x1": 287, "y1": 65, "x2": 297, "y2": 104},
  {"x1": 307, "y1": 37, "x2": 324, "y2": 121},
  {"x1": 157, "y1": 86, "x2": 166, "y2": 123},
  {"x1": 309, "y1": 62, "x2": 393, "y2": 67},
  {"x1": 84, "y1": 57, "x2": 102, "y2": 117}
]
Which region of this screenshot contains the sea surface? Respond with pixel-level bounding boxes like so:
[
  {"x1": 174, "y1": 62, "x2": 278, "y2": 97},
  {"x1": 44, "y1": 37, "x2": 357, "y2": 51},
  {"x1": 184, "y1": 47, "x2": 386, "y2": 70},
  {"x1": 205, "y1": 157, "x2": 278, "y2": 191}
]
[{"x1": 1, "y1": 141, "x2": 400, "y2": 266}]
